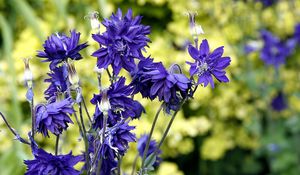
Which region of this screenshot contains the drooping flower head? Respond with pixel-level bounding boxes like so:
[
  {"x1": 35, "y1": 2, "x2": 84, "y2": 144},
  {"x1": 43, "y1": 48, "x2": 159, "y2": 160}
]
[
  {"x1": 187, "y1": 39, "x2": 231, "y2": 88},
  {"x1": 260, "y1": 30, "x2": 295, "y2": 68},
  {"x1": 92, "y1": 8, "x2": 151, "y2": 75},
  {"x1": 131, "y1": 58, "x2": 191, "y2": 113},
  {"x1": 271, "y1": 91, "x2": 288, "y2": 112},
  {"x1": 37, "y1": 30, "x2": 88, "y2": 70},
  {"x1": 44, "y1": 65, "x2": 69, "y2": 102},
  {"x1": 24, "y1": 148, "x2": 82, "y2": 175},
  {"x1": 137, "y1": 134, "x2": 162, "y2": 167},
  {"x1": 86, "y1": 135, "x2": 117, "y2": 175},
  {"x1": 91, "y1": 77, "x2": 144, "y2": 129},
  {"x1": 106, "y1": 120, "x2": 136, "y2": 155},
  {"x1": 35, "y1": 98, "x2": 74, "y2": 137}
]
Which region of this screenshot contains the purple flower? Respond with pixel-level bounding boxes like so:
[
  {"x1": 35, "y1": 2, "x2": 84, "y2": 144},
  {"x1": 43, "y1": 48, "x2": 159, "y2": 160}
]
[
  {"x1": 294, "y1": 23, "x2": 300, "y2": 44},
  {"x1": 257, "y1": 0, "x2": 277, "y2": 7},
  {"x1": 91, "y1": 77, "x2": 144, "y2": 129},
  {"x1": 86, "y1": 135, "x2": 117, "y2": 175},
  {"x1": 44, "y1": 65, "x2": 69, "y2": 102},
  {"x1": 24, "y1": 148, "x2": 82, "y2": 175},
  {"x1": 260, "y1": 30, "x2": 295, "y2": 68},
  {"x1": 137, "y1": 134, "x2": 162, "y2": 167},
  {"x1": 106, "y1": 121, "x2": 136, "y2": 155},
  {"x1": 35, "y1": 98, "x2": 74, "y2": 137},
  {"x1": 131, "y1": 58, "x2": 191, "y2": 113},
  {"x1": 271, "y1": 91, "x2": 288, "y2": 112},
  {"x1": 37, "y1": 30, "x2": 88, "y2": 70},
  {"x1": 92, "y1": 8, "x2": 150, "y2": 75},
  {"x1": 187, "y1": 39, "x2": 231, "y2": 88}
]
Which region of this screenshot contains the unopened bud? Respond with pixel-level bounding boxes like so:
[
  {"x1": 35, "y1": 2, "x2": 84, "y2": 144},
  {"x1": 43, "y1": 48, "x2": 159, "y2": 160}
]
[
  {"x1": 23, "y1": 58, "x2": 33, "y2": 88},
  {"x1": 94, "y1": 65, "x2": 104, "y2": 74},
  {"x1": 185, "y1": 12, "x2": 204, "y2": 39},
  {"x1": 85, "y1": 11, "x2": 101, "y2": 31},
  {"x1": 66, "y1": 61, "x2": 80, "y2": 89},
  {"x1": 97, "y1": 89, "x2": 111, "y2": 115}
]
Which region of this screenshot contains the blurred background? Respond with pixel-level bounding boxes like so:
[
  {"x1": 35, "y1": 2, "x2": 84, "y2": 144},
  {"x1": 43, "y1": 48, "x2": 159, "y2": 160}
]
[{"x1": 1, "y1": 0, "x2": 300, "y2": 174}]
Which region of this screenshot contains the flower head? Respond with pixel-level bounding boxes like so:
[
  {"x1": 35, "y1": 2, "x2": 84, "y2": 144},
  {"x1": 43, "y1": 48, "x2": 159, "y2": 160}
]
[
  {"x1": 35, "y1": 98, "x2": 74, "y2": 137},
  {"x1": 271, "y1": 91, "x2": 288, "y2": 112},
  {"x1": 92, "y1": 8, "x2": 151, "y2": 75},
  {"x1": 44, "y1": 65, "x2": 69, "y2": 102},
  {"x1": 91, "y1": 77, "x2": 144, "y2": 129},
  {"x1": 137, "y1": 134, "x2": 162, "y2": 167},
  {"x1": 37, "y1": 30, "x2": 88, "y2": 70},
  {"x1": 106, "y1": 120, "x2": 136, "y2": 155},
  {"x1": 187, "y1": 39, "x2": 231, "y2": 88},
  {"x1": 131, "y1": 58, "x2": 191, "y2": 113},
  {"x1": 260, "y1": 30, "x2": 295, "y2": 68},
  {"x1": 24, "y1": 148, "x2": 82, "y2": 175}
]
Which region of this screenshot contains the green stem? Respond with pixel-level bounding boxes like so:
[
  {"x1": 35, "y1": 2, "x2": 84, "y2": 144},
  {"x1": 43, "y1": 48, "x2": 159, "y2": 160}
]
[
  {"x1": 79, "y1": 103, "x2": 90, "y2": 172},
  {"x1": 81, "y1": 96, "x2": 92, "y2": 123},
  {"x1": 141, "y1": 104, "x2": 163, "y2": 174},
  {"x1": 55, "y1": 135, "x2": 60, "y2": 155},
  {"x1": 30, "y1": 94, "x2": 35, "y2": 139},
  {"x1": 117, "y1": 154, "x2": 122, "y2": 175},
  {"x1": 131, "y1": 154, "x2": 139, "y2": 175}
]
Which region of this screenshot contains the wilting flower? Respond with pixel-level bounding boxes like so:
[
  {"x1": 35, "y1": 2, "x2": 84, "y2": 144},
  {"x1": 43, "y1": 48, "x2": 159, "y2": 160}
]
[
  {"x1": 187, "y1": 39, "x2": 231, "y2": 88},
  {"x1": 137, "y1": 134, "x2": 162, "y2": 167},
  {"x1": 131, "y1": 58, "x2": 191, "y2": 113},
  {"x1": 24, "y1": 148, "x2": 82, "y2": 175},
  {"x1": 37, "y1": 30, "x2": 88, "y2": 70},
  {"x1": 271, "y1": 91, "x2": 288, "y2": 112},
  {"x1": 35, "y1": 98, "x2": 74, "y2": 137},
  {"x1": 91, "y1": 77, "x2": 144, "y2": 129},
  {"x1": 106, "y1": 121, "x2": 136, "y2": 155},
  {"x1": 92, "y1": 8, "x2": 150, "y2": 75},
  {"x1": 260, "y1": 30, "x2": 295, "y2": 68},
  {"x1": 44, "y1": 65, "x2": 69, "y2": 102}
]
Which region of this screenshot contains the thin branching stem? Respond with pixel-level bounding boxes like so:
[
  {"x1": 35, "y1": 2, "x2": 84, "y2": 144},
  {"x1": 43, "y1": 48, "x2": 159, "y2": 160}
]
[{"x1": 141, "y1": 104, "x2": 163, "y2": 174}]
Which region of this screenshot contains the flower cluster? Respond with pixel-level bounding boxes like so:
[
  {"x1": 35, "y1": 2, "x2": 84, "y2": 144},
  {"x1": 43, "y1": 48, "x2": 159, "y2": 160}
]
[{"x1": 0, "y1": 8, "x2": 231, "y2": 175}]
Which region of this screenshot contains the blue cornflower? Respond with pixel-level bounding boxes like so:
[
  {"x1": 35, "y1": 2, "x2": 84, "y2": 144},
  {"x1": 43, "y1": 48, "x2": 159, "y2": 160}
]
[
  {"x1": 260, "y1": 30, "x2": 295, "y2": 68},
  {"x1": 271, "y1": 91, "x2": 288, "y2": 112},
  {"x1": 44, "y1": 65, "x2": 69, "y2": 102},
  {"x1": 92, "y1": 8, "x2": 150, "y2": 75},
  {"x1": 137, "y1": 134, "x2": 162, "y2": 167},
  {"x1": 24, "y1": 148, "x2": 82, "y2": 175},
  {"x1": 37, "y1": 30, "x2": 88, "y2": 70},
  {"x1": 91, "y1": 77, "x2": 144, "y2": 129},
  {"x1": 187, "y1": 39, "x2": 231, "y2": 88},
  {"x1": 35, "y1": 98, "x2": 74, "y2": 137},
  {"x1": 131, "y1": 58, "x2": 191, "y2": 113}
]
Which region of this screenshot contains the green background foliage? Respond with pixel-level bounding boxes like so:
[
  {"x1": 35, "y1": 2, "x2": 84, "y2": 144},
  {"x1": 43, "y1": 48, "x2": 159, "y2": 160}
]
[{"x1": 0, "y1": 0, "x2": 300, "y2": 174}]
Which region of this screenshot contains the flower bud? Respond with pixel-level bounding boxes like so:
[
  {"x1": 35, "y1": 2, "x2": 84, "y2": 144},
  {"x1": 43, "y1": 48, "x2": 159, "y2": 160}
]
[
  {"x1": 85, "y1": 11, "x2": 101, "y2": 31},
  {"x1": 97, "y1": 89, "x2": 111, "y2": 115},
  {"x1": 94, "y1": 65, "x2": 104, "y2": 74},
  {"x1": 23, "y1": 58, "x2": 33, "y2": 88},
  {"x1": 66, "y1": 61, "x2": 80, "y2": 89}
]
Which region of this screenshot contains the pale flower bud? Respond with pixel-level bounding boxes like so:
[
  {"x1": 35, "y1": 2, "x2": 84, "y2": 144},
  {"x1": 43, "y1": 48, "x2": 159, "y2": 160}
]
[
  {"x1": 97, "y1": 89, "x2": 111, "y2": 115},
  {"x1": 23, "y1": 58, "x2": 33, "y2": 88},
  {"x1": 66, "y1": 61, "x2": 80, "y2": 89},
  {"x1": 85, "y1": 11, "x2": 101, "y2": 30}
]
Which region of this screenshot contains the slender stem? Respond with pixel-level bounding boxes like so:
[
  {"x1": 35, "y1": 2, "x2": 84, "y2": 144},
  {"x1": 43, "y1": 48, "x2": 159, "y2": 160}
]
[
  {"x1": 117, "y1": 154, "x2": 122, "y2": 175},
  {"x1": 55, "y1": 135, "x2": 60, "y2": 155},
  {"x1": 30, "y1": 88, "x2": 35, "y2": 139},
  {"x1": 0, "y1": 112, "x2": 30, "y2": 145},
  {"x1": 93, "y1": 114, "x2": 108, "y2": 175},
  {"x1": 106, "y1": 69, "x2": 113, "y2": 84},
  {"x1": 81, "y1": 95, "x2": 92, "y2": 123},
  {"x1": 153, "y1": 98, "x2": 188, "y2": 156},
  {"x1": 97, "y1": 74, "x2": 102, "y2": 89},
  {"x1": 131, "y1": 154, "x2": 139, "y2": 175},
  {"x1": 73, "y1": 112, "x2": 84, "y2": 138},
  {"x1": 79, "y1": 103, "x2": 90, "y2": 172},
  {"x1": 141, "y1": 104, "x2": 163, "y2": 173}
]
